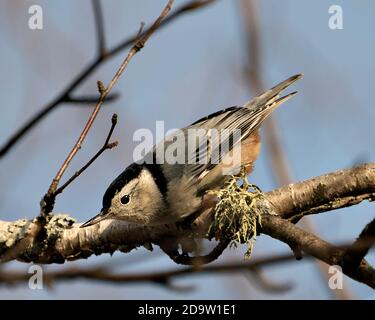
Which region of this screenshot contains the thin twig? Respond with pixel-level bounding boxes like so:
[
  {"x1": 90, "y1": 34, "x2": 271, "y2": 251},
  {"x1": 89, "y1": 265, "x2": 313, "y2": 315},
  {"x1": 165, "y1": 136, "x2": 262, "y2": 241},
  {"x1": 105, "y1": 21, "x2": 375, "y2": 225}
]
[
  {"x1": 65, "y1": 93, "x2": 119, "y2": 104},
  {"x1": 343, "y1": 218, "x2": 375, "y2": 270},
  {"x1": 0, "y1": 252, "x2": 299, "y2": 288},
  {"x1": 40, "y1": 0, "x2": 175, "y2": 217},
  {"x1": 137, "y1": 22, "x2": 146, "y2": 39},
  {"x1": 92, "y1": 0, "x2": 106, "y2": 57},
  {"x1": 54, "y1": 114, "x2": 119, "y2": 196},
  {"x1": 244, "y1": 267, "x2": 293, "y2": 293},
  {"x1": 0, "y1": 0, "x2": 216, "y2": 159}
]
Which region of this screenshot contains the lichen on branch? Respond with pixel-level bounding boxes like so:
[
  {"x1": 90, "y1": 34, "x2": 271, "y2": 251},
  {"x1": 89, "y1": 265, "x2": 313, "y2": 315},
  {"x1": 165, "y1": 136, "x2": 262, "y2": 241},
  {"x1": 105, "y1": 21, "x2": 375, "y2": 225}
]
[{"x1": 208, "y1": 167, "x2": 266, "y2": 258}]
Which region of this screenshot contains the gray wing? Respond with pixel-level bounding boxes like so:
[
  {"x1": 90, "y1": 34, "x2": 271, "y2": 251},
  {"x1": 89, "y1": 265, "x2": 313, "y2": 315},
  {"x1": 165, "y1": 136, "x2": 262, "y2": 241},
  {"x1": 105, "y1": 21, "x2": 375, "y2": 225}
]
[
  {"x1": 148, "y1": 74, "x2": 301, "y2": 189},
  {"x1": 149, "y1": 106, "x2": 268, "y2": 187}
]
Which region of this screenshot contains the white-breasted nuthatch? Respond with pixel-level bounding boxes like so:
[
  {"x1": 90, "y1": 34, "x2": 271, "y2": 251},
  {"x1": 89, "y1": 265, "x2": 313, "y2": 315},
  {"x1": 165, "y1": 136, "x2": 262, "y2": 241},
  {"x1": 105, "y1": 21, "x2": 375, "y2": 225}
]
[{"x1": 81, "y1": 74, "x2": 301, "y2": 227}]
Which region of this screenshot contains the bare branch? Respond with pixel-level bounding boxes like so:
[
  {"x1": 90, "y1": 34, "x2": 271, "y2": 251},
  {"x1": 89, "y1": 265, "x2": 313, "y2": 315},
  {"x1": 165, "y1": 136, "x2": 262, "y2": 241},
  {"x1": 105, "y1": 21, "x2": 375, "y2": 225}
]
[
  {"x1": 65, "y1": 93, "x2": 119, "y2": 104},
  {"x1": 244, "y1": 268, "x2": 293, "y2": 293},
  {"x1": 0, "y1": 0, "x2": 216, "y2": 159},
  {"x1": 268, "y1": 163, "x2": 375, "y2": 221},
  {"x1": 343, "y1": 218, "x2": 375, "y2": 270},
  {"x1": 92, "y1": 0, "x2": 106, "y2": 57},
  {"x1": 260, "y1": 214, "x2": 375, "y2": 289},
  {"x1": 1, "y1": 163, "x2": 374, "y2": 288},
  {"x1": 0, "y1": 252, "x2": 300, "y2": 288},
  {"x1": 54, "y1": 113, "x2": 119, "y2": 196},
  {"x1": 40, "y1": 0, "x2": 175, "y2": 217},
  {"x1": 0, "y1": 239, "x2": 371, "y2": 291}
]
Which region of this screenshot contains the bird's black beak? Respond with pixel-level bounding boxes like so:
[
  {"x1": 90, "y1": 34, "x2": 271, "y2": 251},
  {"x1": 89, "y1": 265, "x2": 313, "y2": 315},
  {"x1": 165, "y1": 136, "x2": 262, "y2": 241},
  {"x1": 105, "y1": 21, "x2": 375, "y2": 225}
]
[{"x1": 80, "y1": 210, "x2": 110, "y2": 228}]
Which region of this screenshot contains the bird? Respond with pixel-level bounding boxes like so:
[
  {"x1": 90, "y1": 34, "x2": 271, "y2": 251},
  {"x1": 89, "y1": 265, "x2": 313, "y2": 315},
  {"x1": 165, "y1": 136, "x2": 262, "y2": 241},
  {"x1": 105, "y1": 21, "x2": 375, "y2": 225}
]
[{"x1": 81, "y1": 74, "x2": 302, "y2": 228}]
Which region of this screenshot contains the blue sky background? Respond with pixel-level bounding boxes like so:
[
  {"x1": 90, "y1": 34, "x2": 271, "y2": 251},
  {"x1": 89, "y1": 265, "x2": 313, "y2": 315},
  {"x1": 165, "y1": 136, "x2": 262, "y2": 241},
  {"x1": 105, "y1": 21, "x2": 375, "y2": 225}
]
[{"x1": 0, "y1": 0, "x2": 374, "y2": 299}]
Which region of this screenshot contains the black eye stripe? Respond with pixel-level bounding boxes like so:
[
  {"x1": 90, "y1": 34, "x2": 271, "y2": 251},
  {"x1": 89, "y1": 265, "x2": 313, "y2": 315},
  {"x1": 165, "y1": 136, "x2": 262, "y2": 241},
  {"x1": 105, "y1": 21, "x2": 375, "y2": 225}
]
[
  {"x1": 102, "y1": 163, "x2": 142, "y2": 210},
  {"x1": 120, "y1": 194, "x2": 130, "y2": 204}
]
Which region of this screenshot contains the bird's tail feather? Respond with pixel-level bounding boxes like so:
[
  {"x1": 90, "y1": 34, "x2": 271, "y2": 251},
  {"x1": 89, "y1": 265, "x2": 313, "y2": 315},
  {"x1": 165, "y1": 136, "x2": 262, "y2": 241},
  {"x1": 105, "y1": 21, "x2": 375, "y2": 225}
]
[{"x1": 244, "y1": 74, "x2": 302, "y2": 110}]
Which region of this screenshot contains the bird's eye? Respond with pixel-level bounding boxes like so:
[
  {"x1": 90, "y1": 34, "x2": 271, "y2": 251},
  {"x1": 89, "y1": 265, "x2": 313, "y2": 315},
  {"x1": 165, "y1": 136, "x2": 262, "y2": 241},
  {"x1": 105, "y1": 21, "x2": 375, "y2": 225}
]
[{"x1": 120, "y1": 194, "x2": 130, "y2": 205}]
